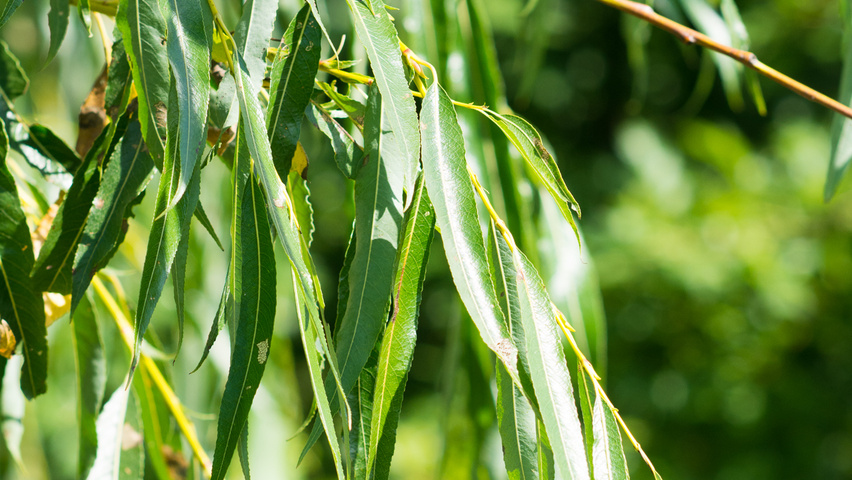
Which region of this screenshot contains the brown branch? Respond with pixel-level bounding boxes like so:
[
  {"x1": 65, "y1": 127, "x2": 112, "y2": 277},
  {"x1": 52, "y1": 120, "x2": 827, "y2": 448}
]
[{"x1": 598, "y1": 0, "x2": 852, "y2": 119}]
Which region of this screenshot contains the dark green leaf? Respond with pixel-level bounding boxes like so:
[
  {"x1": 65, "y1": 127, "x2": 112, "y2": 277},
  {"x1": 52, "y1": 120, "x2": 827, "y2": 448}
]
[
  {"x1": 130, "y1": 82, "x2": 201, "y2": 379},
  {"x1": 31, "y1": 114, "x2": 124, "y2": 294},
  {"x1": 72, "y1": 294, "x2": 106, "y2": 478},
  {"x1": 367, "y1": 174, "x2": 435, "y2": 477},
  {"x1": 591, "y1": 392, "x2": 629, "y2": 480},
  {"x1": 346, "y1": 0, "x2": 421, "y2": 202},
  {"x1": 105, "y1": 34, "x2": 133, "y2": 120},
  {"x1": 211, "y1": 172, "x2": 277, "y2": 480},
  {"x1": 72, "y1": 114, "x2": 153, "y2": 317},
  {"x1": 0, "y1": 118, "x2": 47, "y2": 399},
  {"x1": 0, "y1": 40, "x2": 26, "y2": 99},
  {"x1": 47, "y1": 0, "x2": 70, "y2": 65},
  {"x1": 116, "y1": 0, "x2": 169, "y2": 164},
  {"x1": 266, "y1": 3, "x2": 321, "y2": 178},
  {"x1": 349, "y1": 348, "x2": 378, "y2": 480},
  {"x1": 420, "y1": 82, "x2": 519, "y2": 381},
  {"x1": 306, "y1": 102, "x2": 362, "y2": 179}
]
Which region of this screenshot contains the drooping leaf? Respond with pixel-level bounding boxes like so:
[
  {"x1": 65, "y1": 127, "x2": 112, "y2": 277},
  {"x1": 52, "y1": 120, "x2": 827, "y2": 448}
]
[
  {"x1": 346, "y1": 0, "x2": 421, "y2": 203},
  {"x1": 266, "y1": 3, "x2": 321, "y2": 178},
  {"x1": 306, "y1": 102, "x2": 362, "y2": 178},
  {"x1": 513, "y1": 247, "x2": 589, "y2": 480},
  {"x1": 0, "y1": 118, "x2": 47, "y2": 399},
  {"x1": 367, "y1": 174, "x2": 435, "y2": 478},
  {"x1": 116, "y1": 0, "x2": 169, "y2": 163},
  {"x1": 72, "y1": 294, "x2": 106, "y2": 478},
  {"x1": 131, "y1": 368, "x2": 173, "y2": 479},
  {"x1": 210, "y1": 172, "x2": 277, "y2": 480},
  {"x1": 47, "y1": 0, "x2": 70, "y2": 65},
  {"x1": 163, "y1": 0, "x2": 210, "y2": 210},
  {"x1": 577, "y1": 363, "x2": 595, "y2": 476},
  {"x1": 592, "y1": 392, "x2": 629, "y2": 480},
  {"x1": 86, "y1": 384, "x2": 145, "y2": 480},
  {"x1": 130, "y1": 82, "x2": 201, "y2": 380},
  {"x1": 333, "y1": 81, "x2": 404, "y2": 415},
  {"x1": 720, "y1": 0, "x2": 765, "y2": 115},
  {"x1": 0, "y1": 40, "x2": 26, "y2": 99},
  {"x1": 538, "y1": 419, "x2": 556, "y2": 480},
  {"x1": 105, "y1": 33, "x2": 133, "y2": 120},
  {"x1": 349, "y1": 348, "x2": 378, "y2": 480},
  {"x1": 77, "y1": 0, "x2": 92, "y2": 35},
  {"x1": 316, "y1": 81, "x2": 367, "y2": 130},
  {"x1": 71, "y1": 111, "x2": 153, "y2": 317},
  {"x1": 484, "y1": 111, "x2": 581, "y2": 244},
  {"x1": 827, "y1": 15, "x2": 852, "y2": 200},
  {"x1": 420, "y1": 82, "x2": 519, "y2": 380},
  {"x1": 192, "y1": 271, "x2": 230, "y2": 373}
]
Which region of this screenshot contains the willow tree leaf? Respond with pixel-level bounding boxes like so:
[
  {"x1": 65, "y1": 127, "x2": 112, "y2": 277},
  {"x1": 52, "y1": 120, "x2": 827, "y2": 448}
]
[
  {"x1": 0, "y1": 118, "x2": 47, "y2": 399},
  {"x1": 164, "y1": 0, "x2": 210, "y2": 210},
  {"x1": 47, "y1": 0, "x2": 70, "y2": 64},
  {"x1": 86, "y1": 384, "x2": 145, "y2": 480},
  {"x1": 72, "y1": 295, "x2": 106, "y2": 479},
  {"x1": 295, "y1": 292, "x2": 345, "y2": 479},
  {"x1": 19, "y1": 124, "x2": 81, "y2": 174},
  {"x1": 334, "y1": 81, "x2": 403, "y2": 411},
  {"x1": 210, "y1": 172, "x2": 277, "y2": 480},
  {"x1": 367, "y1": 174, "x2": 434, "y2": 478},
  {"x1": 346, "y1": 0, "x2": 420, "y2": 202},
  {"x1": 130, "y1": 83, "x2": 201, "y2": 379},
  {"x1": 828, "y1": 24, "x2": 852, "y2": 200},
  {"x1": 288, "y1": 169, "x2": 314, "y2": 247},
  {"x1": 538, "y1": 419, "x2": 556, "y2": 480},
  {"x1": 489, "y1": 223, "x2": 538, "y2": 480},
  {"x1": 71, "y1": 114, "x2": 153, "y2": 318},
  {"x1": 513, "y1": 248, "x2": 589, "y2": 480},
  {"x1": 0, "y1": 40, "x2": 26, "y2": 99},
  {"x1": 266, "y1": 3, "x2": 321, "y2": 178},
  {"x1": 105, "y1": 35, "x2": 133, "y2": 120},
  {"x1": 484, "y1": 112, "x2": 580, "y2": 243},
  {"x1": 592, "y1": 393, "x2": 629, "y2": 480},
  {"x1": 316, "y1": 82, "x2": 367, "y2": 130},
  {"x1": 350, "y1": 348, "x2": 378, "y2": 480},
  {"x1": 30, "y1": 117, "x2": 120, "y2": 295},
  {"x1": 306, "y1": 103, "x2": 362, "y2": 179},
  {"x1": 420, "y1": 82, "x2": 519, "y2": 378},
  {"x1": 116, "y1": 0, "x2": 169, "y2": 163},
  {"x1": 77, "y1": 0, "x2": 92, "y2": 35}
]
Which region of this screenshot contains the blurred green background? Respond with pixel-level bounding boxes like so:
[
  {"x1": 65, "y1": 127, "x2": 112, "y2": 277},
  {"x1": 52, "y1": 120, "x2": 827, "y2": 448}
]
[{"x1": 3, "y1": 0, "x2": 852, "y2": 479}]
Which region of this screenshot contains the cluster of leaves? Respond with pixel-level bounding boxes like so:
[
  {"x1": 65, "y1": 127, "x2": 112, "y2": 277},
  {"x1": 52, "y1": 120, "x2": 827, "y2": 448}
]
[{"x1": 0, "y1": 0, "x2": 691, "y2": 479}]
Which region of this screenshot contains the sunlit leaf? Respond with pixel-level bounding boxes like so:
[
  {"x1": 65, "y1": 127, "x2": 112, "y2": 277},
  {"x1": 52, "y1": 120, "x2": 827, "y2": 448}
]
[
  {"x1": 0, "y1": 118, "x2": 47, "y2": 399},
  {"x1": 577, "y1": 364, "x2": 595, "y2": 475},
  {"x1": 71, "y1": 111, "x2": 153, "y2": 318},
  {"x1": 116, "y1": 0, "x2": 169, "y2": 163},
  {"x1": 420, "y1": 81, "x2": 519, "y2": 379},
  {"x1": 86, "y1": 384, "x2": 145, "y2": 480},
  {"x1": 367, "y1": 174, "x2": 435, "y2": 477},
  {"x1": 827, "y1": 17, "x2": 852, "y2": 200},
  {"x1": 266, "y1": 3, "x2": 320, "y2": 178},
  {"x1": 164, "y1": 0, "x2": 210, "y2": 210},
  {"x1": 210, "y1": 172, "x2": 277, "y2": 480},
  {"x1": 591, "y1": 391, "x2": 629, "y2": 480},
  {"x1": 349, "y1": 348, "x2": 378, "y2": 479},
  {"x1": 346, "y1": 0, "x2": 421, "y2": 204},
  {"x1": 72, "y1": 295, "x2": 106, "y2": 478},
  {"x1": 77, "y1": 0, "x2": 92, "y2": 35}
]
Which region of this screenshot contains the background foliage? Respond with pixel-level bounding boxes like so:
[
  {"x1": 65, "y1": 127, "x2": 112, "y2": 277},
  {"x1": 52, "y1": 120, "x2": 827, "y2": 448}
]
[{"x1": 2, "y1": 0, "x2": 852, "y2": 479}]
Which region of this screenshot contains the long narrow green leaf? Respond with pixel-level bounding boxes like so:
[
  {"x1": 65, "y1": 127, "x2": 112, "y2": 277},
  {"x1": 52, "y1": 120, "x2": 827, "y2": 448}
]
[
  {"x1": 306, "y1": 102, "x2": 362, "y2": 179},
  {"x1": 538, "y1": 420, "x2": 556, "y2": 480},
  {"x1": 513, "y1": 247, "x2": 589, "y2": 480},
  {"x1": 164, "y1": 0, "x2": 210, "y2": 210},
  {"x1": 316, "y1": 82, "x2": 366, "y2": 129},
  {"x1": 210, "y1": 172, "x2": 277, "y2": 480},
  {"x1": 77, "y1": 0, "x2": 92, "y2": 35},
  {"x1": 420, "y1": 82, "x2": 519, "y2": 379},
  {"x1": 130, "y1": 82, "x2": 201, "y2": 379},
  {"x1": 116, "y1": 0, "x2": 169, "y2": 163},
  {"x1": 577, "y1": 363, "x2": 595, "y2": 475},
  {"x1": 489, "y1": 223, "x2": 538, "y2": 480},
  {"x1": 0, "y1": 118, "x2": 47, "y2": 399},
  {"x1": 294, "y1": 279, "x2": 346, "y2": 480},
  {"x1": 591, "y1": 392, "x2": 629, "y2": 480},
  {"x1": 334, "y1": 81, "x2": 403, "y2": 406},
  {"x1": 105, "y1": 34, "x2": 133, "y2": 119},
  {"x1": 827, "y1": 12, "x2": 852, "y2": 200},
  {"x1": 86, "y1": 384, "x2": 145, "y2": 480},
  {"x1": 484, "y1": 111, "x2": 580, "y2": 243},
  {"x1": 47, "y1": 0, "x2": 70, "y2": 64},
  {"x1": 72, "y1": 295, "x2": 106, "y2": 478},
  {"x1": 71, "y1": 113, "x2": 153, "y2": 317},
  {"x1": 367, "y1": 174, "x2": 434, "y2": 477},
  {"x1": 350, "y1": 348, "x2": 378, "y2": 479},
  {"x1": 346, "y1": 0, "x2": 420, "y2": 203},
  {"x1": 266, "y1": 3, "x2": 321, "y2": 178}
]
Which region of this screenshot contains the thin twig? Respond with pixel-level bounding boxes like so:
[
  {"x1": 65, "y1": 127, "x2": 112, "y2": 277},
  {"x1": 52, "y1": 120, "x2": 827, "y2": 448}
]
[{"x1": 597, "y1": 0, "x2": 852, "y2": 119}]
